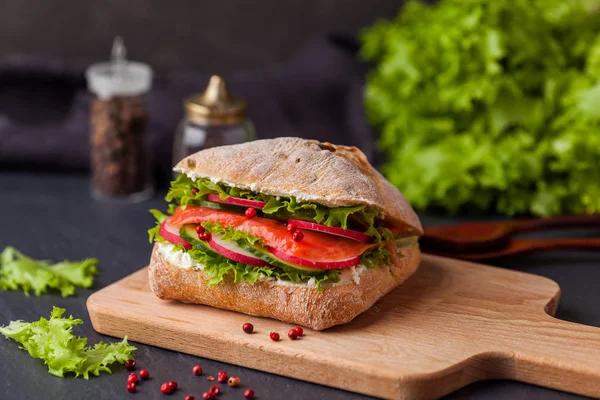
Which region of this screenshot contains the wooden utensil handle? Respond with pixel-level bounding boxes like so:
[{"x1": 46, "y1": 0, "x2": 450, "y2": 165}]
[
  {"x1": 454, "y1": 238, "x2": 600, "y2": 260},
  {"x1": 509, "y1": 215, "x2": 600, "y2": 235},
  {"x1": 506, "y1": 238, "x2": 600, "y2": 256},
  {"x1": 502, "y1": 316, "x2": 600, "y2": 398}
]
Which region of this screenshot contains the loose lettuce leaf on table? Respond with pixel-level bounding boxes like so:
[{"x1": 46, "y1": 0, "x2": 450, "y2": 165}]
[
  {"x1": 0, "y1": 247, "x2": 98, "y2": 297},
  {"x1": 0, "y1": 307, "x2": 135, "y2": 378}
]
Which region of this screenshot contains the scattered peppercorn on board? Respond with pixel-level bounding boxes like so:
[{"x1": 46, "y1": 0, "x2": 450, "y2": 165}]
[{"x1": 87, "y1": 255, "x2": 600, "y2": 399}]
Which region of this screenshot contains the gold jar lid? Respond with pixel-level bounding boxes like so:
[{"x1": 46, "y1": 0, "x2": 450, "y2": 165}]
[{"x1": 184, "y1": 75, "x2": 247, "y2": 125}]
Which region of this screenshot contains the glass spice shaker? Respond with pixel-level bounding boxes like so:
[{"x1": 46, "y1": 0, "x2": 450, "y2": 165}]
[
  {"x1": 173, "y1": 75, "x2": 255, "y2": 169},
  {"x1": 85, "y1": 37, "x2": 154, "y2": 201}
]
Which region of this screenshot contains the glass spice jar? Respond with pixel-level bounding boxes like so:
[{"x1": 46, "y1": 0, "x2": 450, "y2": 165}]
[
  {"x1": 85, "y1": 37, "x2": 154, "y2": 201},
  {"x1": 173, "y1": 75, "x2": 255, "y2": 170}
]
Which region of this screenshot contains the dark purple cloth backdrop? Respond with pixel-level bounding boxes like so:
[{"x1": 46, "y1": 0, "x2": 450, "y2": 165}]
[{"x1": 0, "y1": 37, "x2": 375, "y2": 182}]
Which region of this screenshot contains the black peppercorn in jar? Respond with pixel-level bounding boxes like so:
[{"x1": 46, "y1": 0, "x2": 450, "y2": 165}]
[{"x1": 85, "y1": 38, "x2": 153, "y2": 201}]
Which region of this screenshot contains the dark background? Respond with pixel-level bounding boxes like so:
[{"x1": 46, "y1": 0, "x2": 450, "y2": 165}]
[
  {"x1": 0, "y1": 0, "x2": 414, "y2": 177},
  {"x1": 0, "y1": 0, "x2": 405, "y2": 75}
]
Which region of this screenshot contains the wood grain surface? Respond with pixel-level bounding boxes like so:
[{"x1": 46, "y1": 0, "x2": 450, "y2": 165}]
[{"x1": 87, "y1": 254, "x2": 600, "y2": 399}]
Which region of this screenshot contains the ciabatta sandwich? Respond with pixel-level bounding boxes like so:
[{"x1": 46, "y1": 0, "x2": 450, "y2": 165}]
[{"x1": 148, "y1": 137, "x2": 422, "y2": 330}]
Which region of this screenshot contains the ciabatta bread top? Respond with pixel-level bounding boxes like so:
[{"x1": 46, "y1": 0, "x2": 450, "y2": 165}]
[{"x1": 174, "y1": 137, "x2": 422, "y2": 233}]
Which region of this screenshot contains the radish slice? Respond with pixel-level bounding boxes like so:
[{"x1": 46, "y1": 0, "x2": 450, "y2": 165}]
[
  {"x1": 206, "y1": 194, "x2": 266, "y2": 209},
  {"x1": 288, "y1": 220, "x2": 370, "y2": 243},
  {"x1": 160, "y1": 217, "x2": 192, "y2": 250},
  {"x1": 208, "y1": 234, "x2": 271, "y2": 267},
  {"x1": 269, "y1": 247, "x2": 360, "y2": 269}
]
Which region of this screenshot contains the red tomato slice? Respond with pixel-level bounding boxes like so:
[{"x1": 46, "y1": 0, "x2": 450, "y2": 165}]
[{"x1": 170, "y1": 206, "x2": 375, "y2": 261}]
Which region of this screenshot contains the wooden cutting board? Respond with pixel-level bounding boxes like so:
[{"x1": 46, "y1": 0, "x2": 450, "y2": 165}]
[{"x1": 87, "y1": 254, "x2": 600, "y2": 399}]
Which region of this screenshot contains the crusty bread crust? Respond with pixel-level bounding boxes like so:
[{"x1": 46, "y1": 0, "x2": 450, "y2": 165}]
[
  {"x1": 174, "y1": 137, "x2": 423, "y2": 234},
  {"x1": 148, "y1": 242, "x2": 421, "y2": 330}
]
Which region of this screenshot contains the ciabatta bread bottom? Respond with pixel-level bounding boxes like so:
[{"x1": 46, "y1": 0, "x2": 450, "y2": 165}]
[{"x1": 148, "y1": 242, "x2": 421, "y2": 330}]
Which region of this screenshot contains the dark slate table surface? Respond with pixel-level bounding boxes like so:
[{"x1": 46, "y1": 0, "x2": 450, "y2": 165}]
[{"x1": 0, "y1": 171, "x2": 598, "y2": 400}]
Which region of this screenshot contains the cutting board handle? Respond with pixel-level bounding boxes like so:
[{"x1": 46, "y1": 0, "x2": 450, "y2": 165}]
[{"x1": 501, "y1": 315, "x2": 600, "y2": 398}]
